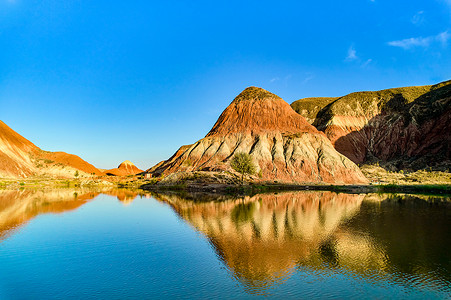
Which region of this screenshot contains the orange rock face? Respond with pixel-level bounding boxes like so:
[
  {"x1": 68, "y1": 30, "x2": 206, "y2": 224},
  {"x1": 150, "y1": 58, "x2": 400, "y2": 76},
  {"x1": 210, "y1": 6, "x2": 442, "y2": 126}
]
[
  {"x1": 151, "y1": 87, "x2": 368, "y2": 184},
  {"x1": 105, "y1": 160, "x2": 143, "y2": 176},
  {"x1": 0, "y1": 120, "x2": 102, "y2": 178}
]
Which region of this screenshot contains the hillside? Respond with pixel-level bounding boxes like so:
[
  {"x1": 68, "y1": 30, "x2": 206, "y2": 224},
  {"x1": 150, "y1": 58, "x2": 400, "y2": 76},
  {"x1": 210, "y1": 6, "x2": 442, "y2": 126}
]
[
  {"x1": 150, "y1": 87, "x2": 367, "y2": 184},
  {"x1": 105, "y1": 160, "x2": 143, "y2": 176},
  {"x1": 0, "y1": 120, "x2": 102, "y2": 178},
  {"x1": 291, "y1": 80, "x2": 451, "y2": 170}
]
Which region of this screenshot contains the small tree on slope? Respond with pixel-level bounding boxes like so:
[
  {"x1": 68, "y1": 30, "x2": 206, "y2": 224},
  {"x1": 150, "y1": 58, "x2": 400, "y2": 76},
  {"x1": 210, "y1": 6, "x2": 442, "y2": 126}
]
[{"x1": 230, "y1": 152, "x2": 256, "y2": 184}]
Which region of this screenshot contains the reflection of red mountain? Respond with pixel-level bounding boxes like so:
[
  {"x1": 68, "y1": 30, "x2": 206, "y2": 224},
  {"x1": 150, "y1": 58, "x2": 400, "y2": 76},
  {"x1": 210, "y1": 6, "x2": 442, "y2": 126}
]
[
  {"x1": 150, "y1": 87, "x2": 367, "y2": 184},
  {"x1": 154, "y1": 191, "x2": 388, "y2": 289},
  {"x1": 0, "y1": 190, "x2": 99, "y2": 241},
  {"x1": 0, "y1": 120, "x2": 102, "y2": 178},
  {"x1": 102, "y1": 189, "x2": 139, "y2": 205}
]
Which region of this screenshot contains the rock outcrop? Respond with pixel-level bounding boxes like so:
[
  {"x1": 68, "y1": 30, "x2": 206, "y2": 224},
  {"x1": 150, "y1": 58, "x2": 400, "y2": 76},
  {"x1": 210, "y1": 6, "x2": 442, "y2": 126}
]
[
  {"x1": 150, "y1": 87, "x2": 367, "y2": 184},
  {"x1": 105, "y1": 160, "x2": 143, "y2": 176},
  {"x1": 291, "y1": 80, "x2": 451, "y2": 170},
  {"x1": 0, "y1": 120, "x2": 102, "y2": 178}
]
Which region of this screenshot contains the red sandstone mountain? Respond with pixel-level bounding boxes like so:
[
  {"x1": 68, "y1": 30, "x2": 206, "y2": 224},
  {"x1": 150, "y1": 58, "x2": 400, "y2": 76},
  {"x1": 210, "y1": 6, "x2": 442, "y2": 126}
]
[
  {"x1": 150, "y1": 87, "x2": 367, "y2": 184},
  {"x1": 0, "y1": 120, "x2": 102, "y2": 178},
  {"x1": 105, "y1": 160, "x2": 143, "y2": 176},
  {"x1": 291, "y1": 80, "x2": 451, "y2": 170}
]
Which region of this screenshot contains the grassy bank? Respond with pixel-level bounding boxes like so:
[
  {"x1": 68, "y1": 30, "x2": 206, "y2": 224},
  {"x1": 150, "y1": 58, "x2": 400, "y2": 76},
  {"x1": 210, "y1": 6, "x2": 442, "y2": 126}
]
[
  {"x1": 140, "y1": 181, "x2": 451, "y2": 196},
  {"x1": 0, "y1": 177, "x2": 114, "y2": 189}
]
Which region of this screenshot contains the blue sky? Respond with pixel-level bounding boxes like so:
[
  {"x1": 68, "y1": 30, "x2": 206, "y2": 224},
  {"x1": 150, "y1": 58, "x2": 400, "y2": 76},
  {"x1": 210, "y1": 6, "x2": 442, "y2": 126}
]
[{"x1": 1, "y1": 0, "x2": 450, "y2": 169}]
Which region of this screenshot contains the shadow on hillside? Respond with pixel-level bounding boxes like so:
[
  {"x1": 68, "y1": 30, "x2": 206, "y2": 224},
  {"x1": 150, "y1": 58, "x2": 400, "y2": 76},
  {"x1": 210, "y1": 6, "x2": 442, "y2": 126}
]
[{"x1": 327, "y1": 83, "x2": 451, "y2": 171}]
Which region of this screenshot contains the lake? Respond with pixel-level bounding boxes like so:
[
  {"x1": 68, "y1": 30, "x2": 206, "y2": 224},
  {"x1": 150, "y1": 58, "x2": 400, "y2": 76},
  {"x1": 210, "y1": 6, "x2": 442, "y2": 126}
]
[{"x1": 0, "y1": 189, "x2": 449, "y2": 299}]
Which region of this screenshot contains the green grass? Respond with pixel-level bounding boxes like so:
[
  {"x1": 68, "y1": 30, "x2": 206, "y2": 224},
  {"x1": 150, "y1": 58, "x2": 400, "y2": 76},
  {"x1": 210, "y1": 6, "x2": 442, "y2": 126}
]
[
  {"x1": 291, "y1": 97, "x2": 338, "y2": 123},
  {"x1": 234, "y1": 86, "x2": 282, "y2": 102},
  {"x1": 291, "y1": 80, "x2": 451, "y2": 124}
]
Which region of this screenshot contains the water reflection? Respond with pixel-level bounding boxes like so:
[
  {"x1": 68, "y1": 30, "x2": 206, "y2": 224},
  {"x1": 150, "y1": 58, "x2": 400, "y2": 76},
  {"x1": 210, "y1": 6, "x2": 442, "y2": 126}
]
[
  {"x1": 0, "y1": 189, "x2": 100, "y2": 241},
  {"x1": 153, "y1": 191, "x2": 451, "y2": 295},
  {"x1": 0, "y1": 188, "x2": 449, "y2": 297},
  {"x1": 153, "y1": 192, "x2": 369, "y2": 289},
  {"x1": 102, "y1": 189, "x2": 140, "y2": 205}
]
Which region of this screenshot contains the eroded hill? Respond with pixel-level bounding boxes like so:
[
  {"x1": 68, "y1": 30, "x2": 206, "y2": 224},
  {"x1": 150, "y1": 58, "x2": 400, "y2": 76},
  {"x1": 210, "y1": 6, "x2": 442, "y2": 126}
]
[
  {"x1": 291, "y1": 80, "x2": 451, "y2": 171},
  {"x1": 150, "y1": 87, "x2": 367, "y2": 184}
]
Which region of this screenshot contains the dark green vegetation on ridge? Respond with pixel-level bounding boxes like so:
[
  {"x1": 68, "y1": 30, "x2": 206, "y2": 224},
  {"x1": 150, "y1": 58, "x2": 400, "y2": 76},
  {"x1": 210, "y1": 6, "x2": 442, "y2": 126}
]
[{"x1": 291, "y1": 80, "x2": 451, "y2": 171}]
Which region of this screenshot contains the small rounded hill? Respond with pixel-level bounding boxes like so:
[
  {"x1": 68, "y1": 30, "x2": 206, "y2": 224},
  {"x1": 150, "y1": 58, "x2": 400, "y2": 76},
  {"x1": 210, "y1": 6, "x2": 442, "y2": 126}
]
[{"x1": 105, "y1": 160, "x2": 143, "y2": 176}]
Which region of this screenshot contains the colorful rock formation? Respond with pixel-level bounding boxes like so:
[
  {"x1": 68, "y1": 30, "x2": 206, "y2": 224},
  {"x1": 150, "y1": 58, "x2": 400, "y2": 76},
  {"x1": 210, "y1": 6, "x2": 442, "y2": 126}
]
[
  {"x1": 291, "y1": 80, "x2": 451, "y2": 170},
  {"x1": 105, "y1": 160, "x2": 143, "y2": 176},
  {"x1": 0, "y1": 120, "x2": 102, "y2": 178},
  {"x1": 150, "y1": 87, "x2": 367, "y2": 184}
]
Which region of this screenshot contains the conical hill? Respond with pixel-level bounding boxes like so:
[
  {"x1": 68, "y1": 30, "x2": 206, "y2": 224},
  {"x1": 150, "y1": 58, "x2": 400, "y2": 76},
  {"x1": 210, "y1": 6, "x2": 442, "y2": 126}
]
[{"x1": 150, "y1": 87, "x2": 367, "y2": 184}]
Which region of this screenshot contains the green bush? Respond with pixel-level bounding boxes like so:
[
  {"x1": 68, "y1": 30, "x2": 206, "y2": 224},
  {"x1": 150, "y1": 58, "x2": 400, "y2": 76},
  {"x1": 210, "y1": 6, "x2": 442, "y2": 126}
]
[{"x1": 230, "y1": 152, "x2": 256, "y2": 184}]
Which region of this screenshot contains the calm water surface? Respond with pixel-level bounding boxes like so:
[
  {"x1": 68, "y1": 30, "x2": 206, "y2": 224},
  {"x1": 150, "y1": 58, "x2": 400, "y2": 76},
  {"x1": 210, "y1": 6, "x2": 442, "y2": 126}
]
[{"x1": 0, "y1": 189, "x2": 449, "y2": 299}]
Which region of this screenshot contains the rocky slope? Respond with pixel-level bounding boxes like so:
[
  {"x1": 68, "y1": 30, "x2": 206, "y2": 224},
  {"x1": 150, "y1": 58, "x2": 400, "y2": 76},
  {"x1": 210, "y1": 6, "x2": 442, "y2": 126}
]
[
  {"x1": 0, "y1": 120, "x2": 102, "y2": 178},
  {"x1": 291, "y1": 80, "x2": 451, "y2": 170},
  {"x1": 150, "y1": 87, "x2": 367, "y2": 184},
  {"x1": 105, "y1": 160, "x2": 143, "y2": 176}
]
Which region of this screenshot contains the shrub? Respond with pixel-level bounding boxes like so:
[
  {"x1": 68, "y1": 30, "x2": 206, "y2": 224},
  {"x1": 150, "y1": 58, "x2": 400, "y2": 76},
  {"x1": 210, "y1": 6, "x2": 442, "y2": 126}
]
[{"x1": 230, "y1": 152, "x2": 256, "y2": 184}]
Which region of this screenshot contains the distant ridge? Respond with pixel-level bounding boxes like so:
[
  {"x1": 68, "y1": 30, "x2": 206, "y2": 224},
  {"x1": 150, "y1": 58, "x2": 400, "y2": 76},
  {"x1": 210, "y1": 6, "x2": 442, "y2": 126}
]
[
  {"x1": 291, "y1": 80, "x2": 451, "y2": 170},
  {"x1": 0, "y1": 120, "x2": 102, "y2": 178}
]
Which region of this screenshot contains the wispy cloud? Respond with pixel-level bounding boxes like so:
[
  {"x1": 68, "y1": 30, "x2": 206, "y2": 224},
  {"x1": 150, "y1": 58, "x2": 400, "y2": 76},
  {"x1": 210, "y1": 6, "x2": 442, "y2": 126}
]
[
  {"x1": 436, "y1": 31, "x2": 450, "y2": 44},
  {"x1": 361, "y1": 59, "x2": 373, "y2": 68},
  {"x1": 345, "y1": 46, "x2": 358, "y2": 61},
  {"x1": 388, "y1": 31, "x2": 450, "y2": 49},
  {"x1": 302, "y1": 73, "x2": 314, "y2": 84},
  {"x1": 411, "y1": 11, "x2": 424, "y2": 25},
  {"x1": 269, "y1": 75, "x2": 291, "y2": 86}
]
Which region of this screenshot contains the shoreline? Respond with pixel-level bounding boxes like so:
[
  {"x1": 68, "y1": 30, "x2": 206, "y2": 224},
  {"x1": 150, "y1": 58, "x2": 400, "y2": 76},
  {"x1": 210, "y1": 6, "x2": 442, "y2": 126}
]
[
  {"x1": 1, "y1": 177, "x2": 450, "y2": 197},
  {"x1": 140, "y1": 182, "x2": 451, "y2": 196}
]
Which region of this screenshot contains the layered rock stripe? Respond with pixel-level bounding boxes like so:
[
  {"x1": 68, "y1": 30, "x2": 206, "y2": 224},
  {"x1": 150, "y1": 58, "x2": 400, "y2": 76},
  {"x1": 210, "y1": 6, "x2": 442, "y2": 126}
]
[
  {"x1": 291, "y1": 80, "x2": 451, "y2": 170},
  {"x1": 150, "y1": 87, "x2": 367, "y2": 184},
  {"x1": 105, "y1": 160, "x2": 143, "y2": 176}
]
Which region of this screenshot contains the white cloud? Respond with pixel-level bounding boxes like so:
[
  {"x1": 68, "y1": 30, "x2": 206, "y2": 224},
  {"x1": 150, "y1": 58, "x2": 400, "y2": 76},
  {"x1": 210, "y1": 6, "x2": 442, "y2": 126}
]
[
  {"x1": 388, "y1": 31, "x2": 450, "y2": 49},
  {"x1": 388, "y1": 37, "x2": 431, "y2": 49},
  {"x1": 411, "y1": 11, "x2": 424, "y2": 25},
  {"x1": 302, "y1": 73, "x2": 314, "y2": 84},
  {"x1": 269, "y1": 77, "x2": 279, "y2": 83},
  {"x1": 361, "y1": 59, "x2": 373, "y2": 68},
  {"x1": 437, "y1": 31, "x2": 450, "y2": 45},
  {"x1": 346, "y1": 46, "x2": 358, "y2": 61}
]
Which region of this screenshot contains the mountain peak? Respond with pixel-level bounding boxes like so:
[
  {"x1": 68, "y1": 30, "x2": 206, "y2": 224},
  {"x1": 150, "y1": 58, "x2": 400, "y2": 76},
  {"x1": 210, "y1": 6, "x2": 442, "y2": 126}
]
[
  {"x1": 206, "y1": 87, "x2": 314, "y2": 137},
  {"x1": 118, "y1": 160, "x2": 134, "y2": 168},
  {"x1": 150, "y1": 86, "x2": 367, "y2": 184},
  {"x1": 106, "y1": 160, "x2": 142, "y2": 176},
  {"x1": 233, "y1": 86, "x2": 282, "y2": 103}
]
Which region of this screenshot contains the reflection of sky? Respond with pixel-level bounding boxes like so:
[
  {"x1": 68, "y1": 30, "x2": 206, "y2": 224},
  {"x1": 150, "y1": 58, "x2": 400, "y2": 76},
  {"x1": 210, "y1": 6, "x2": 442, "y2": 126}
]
[{"x1": 0, "y1": 190, "x2": 449, "y2": 299}]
